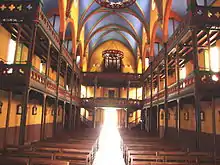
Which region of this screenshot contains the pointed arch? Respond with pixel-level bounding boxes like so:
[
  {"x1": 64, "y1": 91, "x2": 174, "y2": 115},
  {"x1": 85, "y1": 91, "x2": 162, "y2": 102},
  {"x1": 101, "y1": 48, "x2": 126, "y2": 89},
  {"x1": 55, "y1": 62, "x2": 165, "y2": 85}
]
[
  {"x1": 163, "y1": 0, "x2": 172, "y2": 41},
  {"x1": 65, "y1": 18, "x2": 76, "y2": 54},
  {"x1": 150, "y1": 20, "x2": 162, "y2": 57}
]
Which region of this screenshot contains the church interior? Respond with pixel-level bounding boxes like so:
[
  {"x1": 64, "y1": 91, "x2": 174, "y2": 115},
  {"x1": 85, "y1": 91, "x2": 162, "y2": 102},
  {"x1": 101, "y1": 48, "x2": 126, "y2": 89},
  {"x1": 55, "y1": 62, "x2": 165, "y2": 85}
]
[{"x1": 0, "y1": 0, "x2": 220, "y2": 164}]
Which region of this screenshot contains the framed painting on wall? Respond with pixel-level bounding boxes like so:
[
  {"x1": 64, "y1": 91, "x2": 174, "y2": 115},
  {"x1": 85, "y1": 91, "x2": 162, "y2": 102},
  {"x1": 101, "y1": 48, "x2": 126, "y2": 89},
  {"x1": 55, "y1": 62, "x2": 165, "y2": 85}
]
[
  {"x1": 0, "y1": 101, "x2": 3, "y2": 114},
  {"x1": 16, "y1": 104, "x2": 22, "y2": 115},
  {"x1": 32, "y1": 105, "x2": 37, "y2": 115}
]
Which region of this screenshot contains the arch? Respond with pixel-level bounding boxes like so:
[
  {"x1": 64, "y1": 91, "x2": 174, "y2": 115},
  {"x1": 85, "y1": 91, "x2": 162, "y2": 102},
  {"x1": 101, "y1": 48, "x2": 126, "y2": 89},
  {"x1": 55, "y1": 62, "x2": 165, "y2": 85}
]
[
  {"x1": 88, "y1": 39, "x2": 137, "y2": 70},
  {"x1": 64, "y1": 19, "x2": 76, "y2": 54},
  {"x1": 163, "y1": 0, "x2": 172, "y2": 41},
  {"x1": 58, "y1": 0, "x2": 67, "y2": 39},
  {"x1": 77, "y1": 7, "x2": 150, "y2": 44},
  {"x1": 91, "y1": 29, "x2": 135, "y2": 55},
  {"x1": 85, "y1": 24, "x2": 141, "y2": 54},
  {"x1": 86, "y1": 12, "x2": 138, "y2": 42},
  {"x1": 150, "y1": 20, "x2": 161, "y2": 57},
  {"x1": 76, "y1": 42, "x2": 83, "y2": 68}
]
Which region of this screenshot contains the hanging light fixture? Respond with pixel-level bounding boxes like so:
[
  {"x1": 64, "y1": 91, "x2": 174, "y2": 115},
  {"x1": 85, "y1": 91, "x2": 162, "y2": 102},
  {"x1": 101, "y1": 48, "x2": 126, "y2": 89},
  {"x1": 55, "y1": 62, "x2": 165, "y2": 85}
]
[{"x1": 95, "y1": 0, "x2": 136, "y2": 9}]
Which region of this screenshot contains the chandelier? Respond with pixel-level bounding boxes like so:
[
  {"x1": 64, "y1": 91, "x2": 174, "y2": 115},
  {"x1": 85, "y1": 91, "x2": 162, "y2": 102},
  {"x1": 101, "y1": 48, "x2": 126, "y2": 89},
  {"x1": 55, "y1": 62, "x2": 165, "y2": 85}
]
[
  {"x1": 102, "y1": 49, "x2": 124, "y2": 59},
  {"x1": 95, "y1": 0, "x2": 136, "y2": 9}
]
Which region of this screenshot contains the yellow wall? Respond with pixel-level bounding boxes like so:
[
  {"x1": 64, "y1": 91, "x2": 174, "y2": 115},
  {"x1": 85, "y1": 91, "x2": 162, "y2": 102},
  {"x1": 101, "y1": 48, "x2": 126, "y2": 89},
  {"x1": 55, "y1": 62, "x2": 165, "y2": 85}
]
[
  {"x1": 120, "y1": 88, "x2": 127, "y2": 99},
  {"x1": 0, "y1": 26, "x2": 10, "y2": 62},
  {"x1": 129, "y1": 88, "x2": 137, "y2": 99},
  {"x1": 90, "y1": 40, "x2": 135, "y2": 73}
]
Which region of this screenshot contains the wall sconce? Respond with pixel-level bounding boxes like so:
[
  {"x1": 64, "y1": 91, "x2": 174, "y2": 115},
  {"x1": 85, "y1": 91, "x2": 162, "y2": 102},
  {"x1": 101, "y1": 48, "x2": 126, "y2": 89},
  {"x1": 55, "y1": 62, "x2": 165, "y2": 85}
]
[
  {"x1": 184, "y1": 111, "x2": 189, "y2": 120},
  {"x1": 200, "y1": 111, "x2": 205, "y2": 121},
  {"x1": 32, "y1": 105, "x2": 37, "y2": 115},
  {"x1": 0, "y1": 101, "x2": 3, "y2": 114},
  {"x1": 16, "y1": 104, "x2": 22, "y2": 115}
]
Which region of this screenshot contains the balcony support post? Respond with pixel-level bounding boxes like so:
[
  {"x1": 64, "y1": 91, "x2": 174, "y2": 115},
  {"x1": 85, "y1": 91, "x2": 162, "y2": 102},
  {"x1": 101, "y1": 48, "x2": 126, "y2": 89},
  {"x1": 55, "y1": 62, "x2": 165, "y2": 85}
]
[
  {"x1": 53, "y1": 40, "x2": 63, "y2": 137},
  {"x1": 142, "y1": 83, "x2": 146, "y2": 100},
  {"x1": 73, "y1": 105, "x2": 76, "y2": 129},
  {"x1": 157, "y1": 68, "x2": 160, "y2": 100},
  {"x1": 69, "y1": 69, "x2": 74, "y2": 130},
  {"x1": 45, "y1": 42, "x2": 51, "y2": 78},
  {"x1": 192, "y1": 28, "x2": 201, "y2": 151},
  {"x1": 212, "y1": 96, "x2": 216, "y2": 157},
  {"x1": 149, "y1": 62, "x2": 153, "y2": 133},
  {"x1": 176, "y1": 99, "x2": 180, "y2": 139},
  {"x1": 164, "y1": 42, "x2": 169, "y2": 139},
  {"x1": 64, "y1": 64, "x2": 68, "y2": 89},
  {"x1": 94, "y1": 76, "x2": 97, "y2": 98},
  {"x1": 93, "y1": 108, "x2": 96, "y2": 128},
  {"x1": 157, "y1": 105, "x2": 160, "y2": 135},
  {"x1": 3, "y1": 91, "x2": 12, "y2": 150},
  {"x1": 19, "y1": 22, "x2": 38, "y2": 145},
  {"x1": 175, "y1": 45, "x2": 180, "y2": 94},
  {"x1": 125, "y1": 109, "x2": 129, "y2": 129},
  {"x1": 127, "y1": 81, "x2": 130, "y2": 100},
  {"x1": 40, "y1": 94, "x2": 46, "y2": 140},
  {"x1": 62, "y1": 102, "x2": 66, "y2": 131}
]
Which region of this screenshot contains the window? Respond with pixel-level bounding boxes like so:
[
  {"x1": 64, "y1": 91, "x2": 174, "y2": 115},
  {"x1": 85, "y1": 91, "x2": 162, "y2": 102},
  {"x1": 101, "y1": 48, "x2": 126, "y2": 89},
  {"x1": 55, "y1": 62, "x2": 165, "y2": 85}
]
[
  {"x1": 180, "y1": 66, "x2": 186, "y2": 79},
  {"x1": 161, "y1": 113, "x2": 164, "y2": 120},
  {"x1": 7, "y1": 39, "x2": 16, "y2": 64},
  {"x1": 145, "y1": 57, "x2": 149, "y2": 70},
  {"x1": 210, "y1": 47, "x2": 220, "y2": 73}
]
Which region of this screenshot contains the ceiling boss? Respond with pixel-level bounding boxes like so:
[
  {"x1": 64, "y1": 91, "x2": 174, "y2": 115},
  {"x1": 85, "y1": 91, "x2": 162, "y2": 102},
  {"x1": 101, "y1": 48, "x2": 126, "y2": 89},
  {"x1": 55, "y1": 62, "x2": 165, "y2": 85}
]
[{"x1": 95, "y1": 0, "x2": 136, "y2": 9}]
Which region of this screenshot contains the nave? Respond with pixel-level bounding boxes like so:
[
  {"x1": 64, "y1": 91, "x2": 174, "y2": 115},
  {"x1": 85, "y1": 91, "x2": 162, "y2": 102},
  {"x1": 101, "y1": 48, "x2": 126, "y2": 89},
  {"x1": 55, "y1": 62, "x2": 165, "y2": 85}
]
[{"x1": 1, "y1": 108, "x2": 220, "y2": 165}]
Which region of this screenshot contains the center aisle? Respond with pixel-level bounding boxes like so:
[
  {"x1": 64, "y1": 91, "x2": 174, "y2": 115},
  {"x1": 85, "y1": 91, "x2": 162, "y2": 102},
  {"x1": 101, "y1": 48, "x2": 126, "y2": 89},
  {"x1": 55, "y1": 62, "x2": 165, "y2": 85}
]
[
  {"x1": 93, "y1": 126, "x2": 125, "y2": 165},
  {"x1": 93, "y1": 109, "x2": 125, "y2": 165}
]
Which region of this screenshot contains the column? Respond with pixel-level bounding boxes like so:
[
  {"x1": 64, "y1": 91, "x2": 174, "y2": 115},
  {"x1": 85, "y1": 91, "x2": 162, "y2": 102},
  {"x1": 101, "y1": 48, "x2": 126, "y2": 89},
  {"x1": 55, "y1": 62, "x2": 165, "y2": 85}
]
[
  {"x1": 157, "y1": 68, "x2": 160, "y2": 99},
  {"x1": 73, "y1": 105, "x2": 76, "y2": 130},
  {"x1": 175, "y1": 46, "x2": 180, "y2": 95},
  {"x1": 53, "y1": 40, "x2": 63, "y2": 136},
  {"x1": 125, "y1": 109, "x2": 128, "y2": 128},
  {"x1": 94, "y1": 76, "x2": 97, "y2": 98},
  {"x1": 92, "y1": 108, "x2": 96, "y2": 128},
  {"x1": 3, "y1": 91, "x2": 12, "y2": 149},
  {"x1": 157, "y1": 105, "x2": 160, "y2": 135},
  {"x1": 149, "y1": 62, "x2": 153, "y2": 132},
  {"x1": 212, "y1": 96, "x2": 216, "y2": 155},
  {"x1": 40, "y1": 95, "x2": 46, "y2": 140},
  {"x1": 192, "y1": 29, "x2": 201, "y2": 150},
  {"x1": 142, "y1": 83, "x2": 146, "y2": 100},
  {"x1": 164, "y1": 42, "x2": 169, "y2": 138},
  {"x1": 127, "y1": 81, "x2": 130, "y2": 100},
  {"x1": 19, "y1": 23, "x2": 38, "y2": 145},
  {"x1": 176, "y1": 99, "x2": 180, "y2": 138}
]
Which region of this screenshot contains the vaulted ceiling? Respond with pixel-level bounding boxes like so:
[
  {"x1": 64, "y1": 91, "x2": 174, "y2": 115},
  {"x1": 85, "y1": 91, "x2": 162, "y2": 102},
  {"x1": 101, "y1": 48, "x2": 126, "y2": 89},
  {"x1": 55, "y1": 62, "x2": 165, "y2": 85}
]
[{"x1": 42, "y1": 0, "x2": 216, "y2": 60}]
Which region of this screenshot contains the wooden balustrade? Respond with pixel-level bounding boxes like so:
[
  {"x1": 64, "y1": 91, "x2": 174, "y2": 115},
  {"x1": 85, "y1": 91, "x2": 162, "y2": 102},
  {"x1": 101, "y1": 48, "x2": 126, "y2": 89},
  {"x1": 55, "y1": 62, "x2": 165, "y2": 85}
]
[
  {"x1": 30, "y1": 68, "x2": 46, "y2": 85},
  {"x1": 144, "y1": 75, "x2": 195, "y2": 104},
  {"x1": 38, "y1": 9, "x2": 60, "y2": 49},
  {"x1": 0, "y1": 64, "x2": 28, "y2": 77},
  {"x1": 81, "y1": 97, "x2": 142, "y2": 109}
]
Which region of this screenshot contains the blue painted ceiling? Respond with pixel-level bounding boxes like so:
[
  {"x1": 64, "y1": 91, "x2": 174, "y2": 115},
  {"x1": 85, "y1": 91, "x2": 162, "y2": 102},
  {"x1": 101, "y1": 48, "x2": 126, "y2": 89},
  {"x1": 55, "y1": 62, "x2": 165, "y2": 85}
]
[{"x1": 42, "y1": 0, "x2": 217, "y2": 57}]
